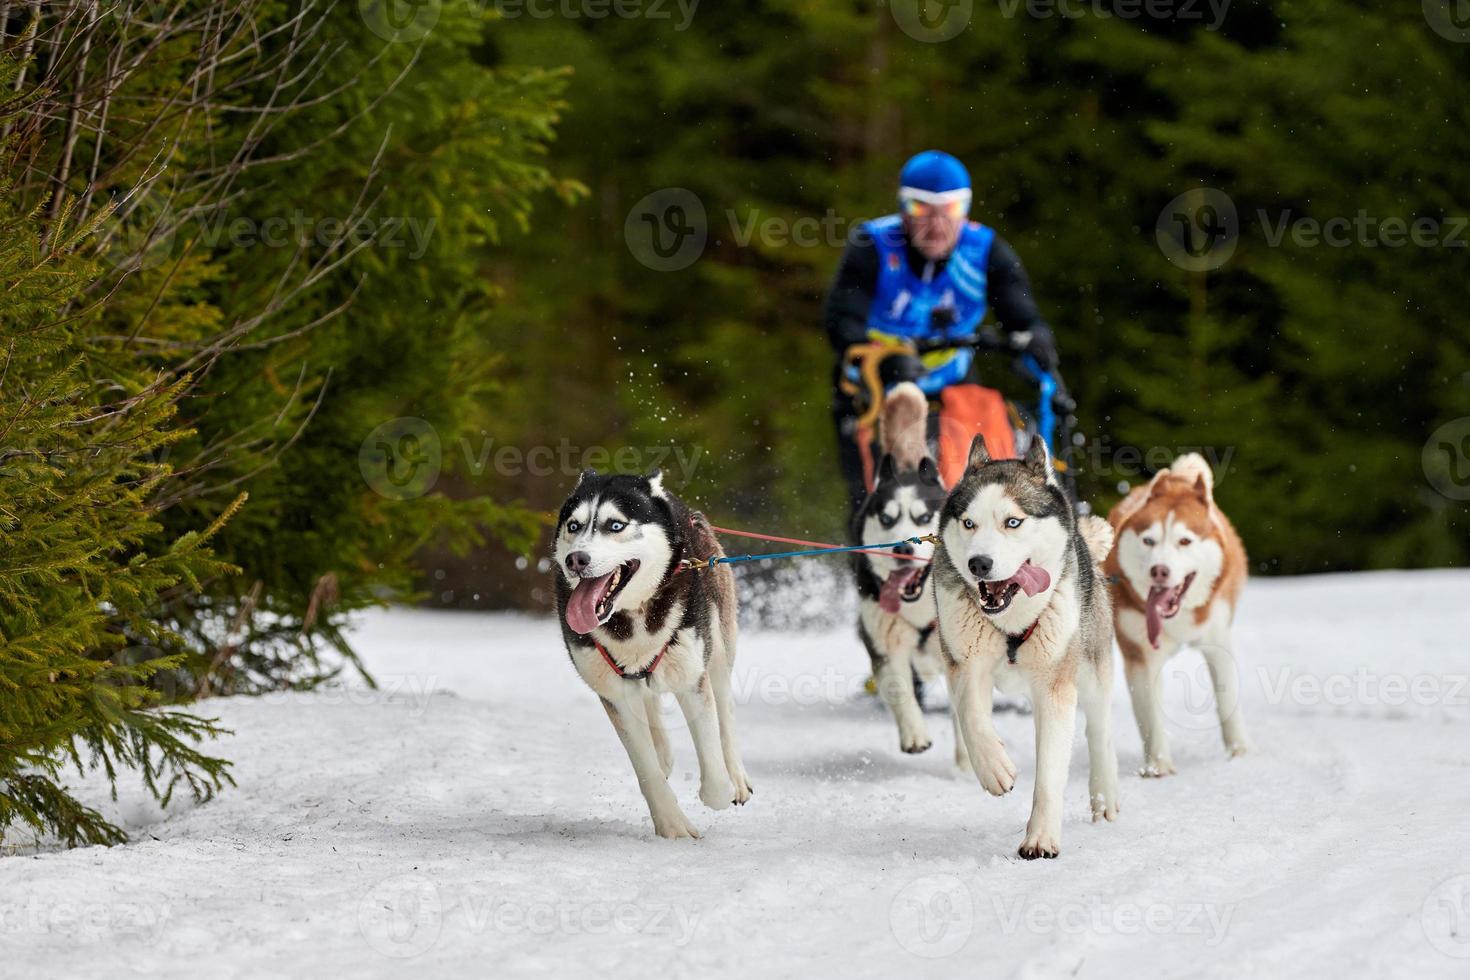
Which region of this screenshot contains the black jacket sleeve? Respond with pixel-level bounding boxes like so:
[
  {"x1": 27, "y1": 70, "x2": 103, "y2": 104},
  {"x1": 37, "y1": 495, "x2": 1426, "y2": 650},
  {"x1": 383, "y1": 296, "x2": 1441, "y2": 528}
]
[
  {"x1": 986, "y1": 236, "x2": 1052, "y2": 341},
  {"x1": 823, "y1": 227, "x2": 879, "y2": 353}
]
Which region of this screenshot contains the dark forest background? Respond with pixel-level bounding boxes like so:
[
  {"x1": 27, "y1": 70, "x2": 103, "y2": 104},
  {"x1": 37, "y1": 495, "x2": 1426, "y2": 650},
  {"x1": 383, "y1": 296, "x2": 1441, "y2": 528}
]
[{"x1": 465, "y1": 0, "x2": 1470, "y2": 609}]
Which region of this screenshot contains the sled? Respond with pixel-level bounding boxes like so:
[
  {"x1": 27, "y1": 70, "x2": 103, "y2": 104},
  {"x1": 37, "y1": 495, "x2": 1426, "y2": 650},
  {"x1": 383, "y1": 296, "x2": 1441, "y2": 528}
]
[{"x1": 841, "y1": 333, "x2": 1079, "y2": 499}]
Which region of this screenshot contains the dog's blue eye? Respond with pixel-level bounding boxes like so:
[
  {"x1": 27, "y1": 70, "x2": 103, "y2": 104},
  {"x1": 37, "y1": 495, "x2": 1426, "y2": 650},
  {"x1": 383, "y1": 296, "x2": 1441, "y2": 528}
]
[
  {"x1": 879, "y1": 513, "x2": 897, "y2": 528},
  {"x1": 962, "y1": 518, "x2": 975, "y2": 530},
  {"x1": 1142, "y1": 536, "x2": 1156, "y2": 546},
  {"x1": 915, "y1": 512, "x2": 933, "y2": 525},
  {"x1": 607, "y1": 521, "x2": 625, "y2": 533},
  {"x1": 1006, "y1": 517, "x2": 1024, "y2": 529},
  {"x1": 566, "y1": 520, "x2": 582, "y2": 533}
]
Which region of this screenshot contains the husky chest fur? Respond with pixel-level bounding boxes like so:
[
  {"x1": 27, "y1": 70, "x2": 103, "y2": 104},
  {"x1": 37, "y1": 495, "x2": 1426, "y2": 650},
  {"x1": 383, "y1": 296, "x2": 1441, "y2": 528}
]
[
  {"x1": 552, "y1": 471, "x2": 751, "y2": 839},
  {"x1": 932, "y1": 433, "x2": 1120, "y2": 859}
]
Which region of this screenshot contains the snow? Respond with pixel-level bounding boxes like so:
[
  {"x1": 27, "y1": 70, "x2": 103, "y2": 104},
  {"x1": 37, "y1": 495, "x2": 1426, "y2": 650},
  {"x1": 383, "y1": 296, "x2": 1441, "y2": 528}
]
[{"x1": 4, "y1": 570, "x2": 1470, "y2": 978}]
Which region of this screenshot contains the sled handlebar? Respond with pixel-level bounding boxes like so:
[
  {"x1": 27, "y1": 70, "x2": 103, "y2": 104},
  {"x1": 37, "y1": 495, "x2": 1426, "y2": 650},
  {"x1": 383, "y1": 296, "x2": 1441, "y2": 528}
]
[{"x1": 839, "y1": 334, "x2": 1076, "y2": 456}]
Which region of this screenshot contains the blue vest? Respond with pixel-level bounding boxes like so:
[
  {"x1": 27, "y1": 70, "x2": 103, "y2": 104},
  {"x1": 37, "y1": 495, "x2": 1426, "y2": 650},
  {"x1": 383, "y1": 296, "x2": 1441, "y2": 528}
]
[{"x1": 861, "y1": 215, "x2": 995, "y2": 394}]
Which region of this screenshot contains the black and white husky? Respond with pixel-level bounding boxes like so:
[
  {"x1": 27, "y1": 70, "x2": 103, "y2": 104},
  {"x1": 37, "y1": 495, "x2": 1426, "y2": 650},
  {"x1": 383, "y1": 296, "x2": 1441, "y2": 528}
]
[
  {"x1": 852, "y1": 383, "x2": 962, "y2": 760},
  {"x1": 933, "y1": 434, "x2": 1120, "y2": 859},
  {"x1": 553, "y1": 470, "x2": 752, "y2": 839}
]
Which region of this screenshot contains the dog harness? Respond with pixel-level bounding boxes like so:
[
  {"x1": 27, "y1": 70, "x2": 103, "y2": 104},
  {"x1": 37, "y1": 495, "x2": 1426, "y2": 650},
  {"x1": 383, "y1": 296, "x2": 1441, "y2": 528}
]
[
  {"x1": 1005, "y1": 620, "x2": 1040, "y2": 665},
  {"x1": 592, "y1": 636, "x2": 671, "y2": 681}
]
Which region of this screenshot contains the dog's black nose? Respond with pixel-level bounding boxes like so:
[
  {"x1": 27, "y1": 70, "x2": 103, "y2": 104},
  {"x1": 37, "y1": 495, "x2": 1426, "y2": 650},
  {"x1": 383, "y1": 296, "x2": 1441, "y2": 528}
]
[
  {"x1": 893, "y1": 542, "x2": 914, "y2": 557},
  {"x1": 566, "y1": 550, "x2": 592, "y2": 574},
  {"x1": 969, "y1": 555, "x2": 993, "y2": 579},
  {"x1": 1150, "y1": 563, "x2": 1170, "y2": 584}
]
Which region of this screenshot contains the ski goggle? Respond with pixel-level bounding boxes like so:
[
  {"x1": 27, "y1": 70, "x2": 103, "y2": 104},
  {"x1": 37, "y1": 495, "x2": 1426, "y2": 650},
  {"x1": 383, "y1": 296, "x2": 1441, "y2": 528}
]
[{"x1": 899, "y1": 187, "x2": 971, "y2": 219}]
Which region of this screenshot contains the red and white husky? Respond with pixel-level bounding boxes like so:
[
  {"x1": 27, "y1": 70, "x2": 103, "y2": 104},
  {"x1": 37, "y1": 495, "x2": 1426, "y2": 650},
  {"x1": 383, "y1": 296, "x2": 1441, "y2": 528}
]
[{"x1": 1105, "y1": 454, "x2": 1253, "y2": 775}]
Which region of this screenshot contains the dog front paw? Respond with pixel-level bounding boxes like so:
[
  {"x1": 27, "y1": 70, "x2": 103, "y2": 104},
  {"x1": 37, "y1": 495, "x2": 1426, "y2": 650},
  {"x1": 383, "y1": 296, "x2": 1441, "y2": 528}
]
[
  {"x1": 899, "y1": 731, "x2": 933, "y2": 754},
  {"x1": 1226, "y1": 739, "x2": 1254, "y2": 759},
  {"x1": 652, "y1": 808, "x2": 701, "y2": 840},
  {"x1": 700, "y1": 778, "x2": 735, "y2": 811},
  {"x1": 972, "y1": 745, "x2": 1018, "y2": 796},
  {"x1": 1091, "y1": 791, "x2": 1120, "y2": 823},
  {"x1": 730, "y1": 771, "x2": 753, "y2": 805},
  {"x1": 1018, "y1": 830, "x2": 1061, "y2": 860},
  {"x1": 1140, "y1": 757, "x2": 1177, "y2": 778}
]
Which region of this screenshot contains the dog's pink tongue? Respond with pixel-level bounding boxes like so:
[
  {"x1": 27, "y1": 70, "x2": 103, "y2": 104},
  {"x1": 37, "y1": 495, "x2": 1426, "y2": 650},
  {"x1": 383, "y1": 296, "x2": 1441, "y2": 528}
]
[
  {"x1": 879, "y1": 567, "x2": 921, "y2": 614},
  {"x1": 1145, "y1": 586, "x2": 1168, "y2": 649},
  {"x1": 565, "y1": 572, "x2": 614, "y2": 635},
  {"x1": 1013, "y1": 561, "x2": 1050, "y2": 597}
]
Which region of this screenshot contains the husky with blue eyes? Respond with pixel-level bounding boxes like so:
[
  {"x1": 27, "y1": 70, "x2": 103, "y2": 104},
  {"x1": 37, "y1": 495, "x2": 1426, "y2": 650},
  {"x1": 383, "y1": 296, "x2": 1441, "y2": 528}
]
[
  {"x1": 552, "y1": 469, "x2": 751, "y2": 840},
  {"x1": 933, "y1": 432, "x2": 1120, "y2": 859},
  {"x1": 851, "y1": 383, "x2": 961, "y2": 759}
]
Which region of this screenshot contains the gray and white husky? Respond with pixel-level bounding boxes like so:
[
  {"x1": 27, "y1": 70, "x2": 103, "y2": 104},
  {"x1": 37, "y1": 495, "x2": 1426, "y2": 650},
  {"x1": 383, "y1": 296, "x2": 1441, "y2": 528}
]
[
  {"x1": 852, "y1": 383, "x2": 963, "y2": 761},
  {"x1": 553, "y1": 469, "x2": 752, "y2": 839},
  {"x1": 933, "y1": 434, "x2": 1121, "y2": 859}
]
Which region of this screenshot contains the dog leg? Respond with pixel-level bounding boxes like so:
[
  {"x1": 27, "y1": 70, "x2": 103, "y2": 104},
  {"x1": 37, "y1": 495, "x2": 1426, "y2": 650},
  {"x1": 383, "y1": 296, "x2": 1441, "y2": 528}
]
[
  {"x1": 864, "y1": 621, "x2": 930, "y2": 754},
  {"x1": 675, "y1": 677, "x2": 736, "y2": 811},
  {"x1": 645, "y1": 691, "x2": 674, "y2": 778},
  {"x1": 1200, "y1": 629, "x2": 1254, "y2": 758},
  {"x1": 949, "y1": 658, "x2": 1016, "y2": 795},
  {"x1": 1020, "y1": 680, "x2": 1078, "y2": 859},
  {"x1": 601, "y1": 695, "x2": 699, "y2": 839},
  {"x1": 708, "y1": 618, "x2": 753, "y2": 804},
  {"x1": 1122, "y1": 639, "x2": 1176, "y2": 777},
  {"x1": 1080, "y1": 671, "x2": 1120, "y2": 822},
  {"x1": 949, "y1": 675, "x2": 972, "y2": 772}
]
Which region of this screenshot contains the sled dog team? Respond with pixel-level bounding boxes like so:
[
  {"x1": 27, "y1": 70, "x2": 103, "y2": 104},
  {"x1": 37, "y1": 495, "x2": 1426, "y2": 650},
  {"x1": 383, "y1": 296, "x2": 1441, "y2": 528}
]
[{"x1": 553, "y1": 383, "x2": 1251, "y2": 858}]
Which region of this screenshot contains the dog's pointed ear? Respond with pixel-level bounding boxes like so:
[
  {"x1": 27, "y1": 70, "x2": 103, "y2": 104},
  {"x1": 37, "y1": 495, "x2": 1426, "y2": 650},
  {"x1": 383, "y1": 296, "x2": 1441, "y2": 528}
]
[
  {"x1": 877, "y1": 452, "x2": 898, "y2": 483},
  {"x1": 575, "y1": 468, "x2": 597, "y2": 487},
  {"x1": 917, "y1": 455, "x2": 941, "y2": 486},
  {"x1": 1024, "y1": 434, "x2": 1056, "y2": 484},
  {"x1": 645, "y1": 467, "x2": 665, "y2": 498},
  {"x1": 1192, "y1": 474, "x2": 1209, "y2": 504},
  {"x1": 965, "y1": 434, "x2": 991, "y2": 473}
]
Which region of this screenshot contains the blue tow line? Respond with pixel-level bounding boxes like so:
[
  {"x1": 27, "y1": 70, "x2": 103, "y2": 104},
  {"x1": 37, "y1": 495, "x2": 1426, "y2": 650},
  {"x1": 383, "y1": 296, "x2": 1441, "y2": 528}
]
[{"x1": 683, "y1": 535, "x2": 938, "y2": 571}]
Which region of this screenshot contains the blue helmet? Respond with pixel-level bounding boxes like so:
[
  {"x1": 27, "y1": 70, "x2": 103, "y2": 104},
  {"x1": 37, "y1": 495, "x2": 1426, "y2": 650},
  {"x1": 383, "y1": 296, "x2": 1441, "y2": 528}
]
[{"x1": 898, "y1": 150, "x2": 971, "y2": 195}]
